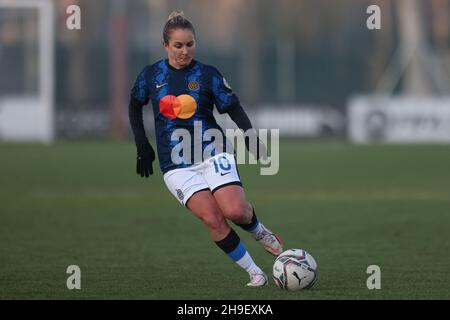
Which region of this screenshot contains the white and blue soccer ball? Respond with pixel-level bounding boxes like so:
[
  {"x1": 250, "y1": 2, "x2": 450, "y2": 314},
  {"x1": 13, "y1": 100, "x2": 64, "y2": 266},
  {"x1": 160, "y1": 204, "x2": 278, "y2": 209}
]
[{"x1": 272, "y1": 249, "x2": 317, "y2": 291}]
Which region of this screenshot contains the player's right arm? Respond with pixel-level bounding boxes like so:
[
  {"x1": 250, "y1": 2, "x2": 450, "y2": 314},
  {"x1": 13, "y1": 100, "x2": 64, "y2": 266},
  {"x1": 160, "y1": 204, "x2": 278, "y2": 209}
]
[{"x1": 129, "y1": 67, "x2": 155, "y2": 177}]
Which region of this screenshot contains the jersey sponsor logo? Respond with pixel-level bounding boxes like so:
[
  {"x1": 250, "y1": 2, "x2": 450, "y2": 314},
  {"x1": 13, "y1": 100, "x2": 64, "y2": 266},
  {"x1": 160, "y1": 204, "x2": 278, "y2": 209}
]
[
  {"x1": 159, "y1": 94, "x2": 197, "y2": 119},
  {"x1": 220, "y1": 172, "x2": 231, "y2": 176},
  {"x1": 187, "y1": 80, "x2": 200, "y2": 91}
]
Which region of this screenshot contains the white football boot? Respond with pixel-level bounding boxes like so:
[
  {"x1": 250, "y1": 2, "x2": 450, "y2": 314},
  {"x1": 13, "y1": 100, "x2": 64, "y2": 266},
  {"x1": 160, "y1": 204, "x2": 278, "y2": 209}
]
[
  {"x1": 246, "y1": 270, "x2": 268, "y2": 288},
  {"x1": 254, "y1": 224, "x2": 283, "y2": 256}
]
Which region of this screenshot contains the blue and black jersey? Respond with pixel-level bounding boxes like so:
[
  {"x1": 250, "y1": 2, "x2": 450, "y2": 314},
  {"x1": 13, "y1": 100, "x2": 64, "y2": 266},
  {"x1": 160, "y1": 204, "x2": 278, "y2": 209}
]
[{"x1": 130, "y1": 59, "x2": 245, "y2": 174}]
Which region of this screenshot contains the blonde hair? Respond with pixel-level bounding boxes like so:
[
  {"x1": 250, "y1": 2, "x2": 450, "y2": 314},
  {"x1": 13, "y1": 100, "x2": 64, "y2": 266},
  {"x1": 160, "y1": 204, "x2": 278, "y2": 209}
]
[
  {"x1": 163, "y1": 10, "x2": 195, "y2": 44},
  {"x1": 168, "y1": 10, "x2": 185, "y2": 21}
]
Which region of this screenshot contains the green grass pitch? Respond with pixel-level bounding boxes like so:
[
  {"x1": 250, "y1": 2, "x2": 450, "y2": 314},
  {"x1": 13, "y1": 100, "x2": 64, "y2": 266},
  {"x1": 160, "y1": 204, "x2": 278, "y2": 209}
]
[{"x1": 1, "y1": 140, "x2": 449, "y2": 299}]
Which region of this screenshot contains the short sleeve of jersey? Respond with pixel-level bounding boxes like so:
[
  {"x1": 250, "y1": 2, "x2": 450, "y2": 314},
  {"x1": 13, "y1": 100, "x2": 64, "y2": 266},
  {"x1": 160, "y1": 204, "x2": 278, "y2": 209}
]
[
  {"x1": 210, "y1": 66, "x2": 240, "y2": 114},
  {"x1": 131, "y1": 66, "x2": 151, "y2": 105}
]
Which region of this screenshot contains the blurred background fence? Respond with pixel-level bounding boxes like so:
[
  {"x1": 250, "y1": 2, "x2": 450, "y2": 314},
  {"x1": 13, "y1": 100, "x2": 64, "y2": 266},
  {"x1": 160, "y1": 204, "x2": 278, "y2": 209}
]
[{"x1": 1, "y1": 0, "x2": 450, "y2": 142}]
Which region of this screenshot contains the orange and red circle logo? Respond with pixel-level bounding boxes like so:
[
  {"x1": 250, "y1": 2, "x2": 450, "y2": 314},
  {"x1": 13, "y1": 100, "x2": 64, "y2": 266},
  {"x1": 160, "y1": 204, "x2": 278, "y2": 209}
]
[{"x1": 159, "y1": 94, "x2": 197, "y2": 119}]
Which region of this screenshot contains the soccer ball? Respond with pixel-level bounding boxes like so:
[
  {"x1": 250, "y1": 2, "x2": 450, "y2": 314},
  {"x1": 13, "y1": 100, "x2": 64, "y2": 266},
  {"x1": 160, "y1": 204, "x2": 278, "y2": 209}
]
[{"x1": 272, "y1": 249, "x2": 317, "y2": 291}]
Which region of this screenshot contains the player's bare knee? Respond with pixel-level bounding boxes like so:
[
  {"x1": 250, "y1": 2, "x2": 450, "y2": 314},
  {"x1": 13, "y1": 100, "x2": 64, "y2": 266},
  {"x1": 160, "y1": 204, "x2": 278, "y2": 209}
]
[
  {"x1": 223, "y1": 202, "x2": 250, "y2": 224},
  {"x1": 245, "y1": 202, "x2": 253, "y2": 219},
  {"x1": 201, "y1": 212, "x2": 226, "y2": 232},
  {"x1": 237, "y1": 202, "x2": 253, "y2": 223}
]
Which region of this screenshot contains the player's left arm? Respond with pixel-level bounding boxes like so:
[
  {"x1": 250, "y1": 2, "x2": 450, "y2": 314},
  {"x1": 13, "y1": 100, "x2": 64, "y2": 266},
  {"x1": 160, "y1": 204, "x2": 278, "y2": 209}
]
[
  {"x1": 210, "y1": 67, "x2": 266, "y2": 160},
  {"x1": 227, "y1": 104, "x2": 267, "y2": 160}
]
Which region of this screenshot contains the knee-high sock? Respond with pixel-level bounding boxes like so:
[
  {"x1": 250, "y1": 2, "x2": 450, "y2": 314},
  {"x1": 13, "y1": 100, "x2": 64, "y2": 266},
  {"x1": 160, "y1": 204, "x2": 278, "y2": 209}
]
[{"x1": 214, "y1": 228, "x2": 261, "y2": 273}]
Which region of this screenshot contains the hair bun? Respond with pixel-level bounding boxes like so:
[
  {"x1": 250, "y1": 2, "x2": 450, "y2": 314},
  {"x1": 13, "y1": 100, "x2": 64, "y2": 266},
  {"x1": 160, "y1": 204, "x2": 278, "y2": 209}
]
[{"x1": 168, "y1": 10, "x2": 185, "y2": 21}]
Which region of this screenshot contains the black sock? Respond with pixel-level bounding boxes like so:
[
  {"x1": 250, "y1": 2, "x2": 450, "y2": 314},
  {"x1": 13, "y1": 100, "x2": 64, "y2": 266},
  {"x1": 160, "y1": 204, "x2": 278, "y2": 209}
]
[
  {"x1": 215, "y1": 228, "x2": 240, "y2": 254},
  {"x1": 236, "y1": 209, "x2": 259, "y2": 232},
  {"x1": 215, "y1": 228, "x2": 247, "y2": 262}
]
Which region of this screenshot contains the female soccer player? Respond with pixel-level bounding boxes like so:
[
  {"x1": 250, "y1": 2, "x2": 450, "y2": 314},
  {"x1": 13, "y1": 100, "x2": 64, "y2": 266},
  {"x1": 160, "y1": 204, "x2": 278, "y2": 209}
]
[{"x1": 128, "y1": 11, "x2": 282, "y2": 287}]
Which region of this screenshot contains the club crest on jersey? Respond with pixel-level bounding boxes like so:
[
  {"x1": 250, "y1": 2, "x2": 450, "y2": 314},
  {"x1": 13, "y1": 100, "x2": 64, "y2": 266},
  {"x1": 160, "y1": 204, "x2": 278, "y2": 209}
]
[
  {"x1": 176, "y1": 189, "x2": 184, "y2": 201},
  {"x1": 188, "y1": 80, "x2": 200, "y2": 91}
]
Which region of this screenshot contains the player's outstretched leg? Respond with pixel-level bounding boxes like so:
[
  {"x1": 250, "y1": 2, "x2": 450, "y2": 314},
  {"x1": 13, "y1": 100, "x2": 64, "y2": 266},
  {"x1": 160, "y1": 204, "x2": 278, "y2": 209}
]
[
  {"x1": 186, "y1": 189, "x2": 267, "y2": 287},
  {"x1": 212, "y1": 186, "x2": 283, "y2": 257},
  {"x1": 236, "y1": 208, "x2": 283, "y2": 256},
  {"x1": 215, "y1": 228, "x2": 267, "y2": 287}
]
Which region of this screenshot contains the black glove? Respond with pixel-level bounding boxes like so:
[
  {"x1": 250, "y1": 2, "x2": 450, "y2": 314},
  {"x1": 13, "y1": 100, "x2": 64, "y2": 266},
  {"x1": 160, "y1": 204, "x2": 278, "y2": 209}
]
[{"x1": 136, "y1": 141, "x2": 155, "y2": 177}]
